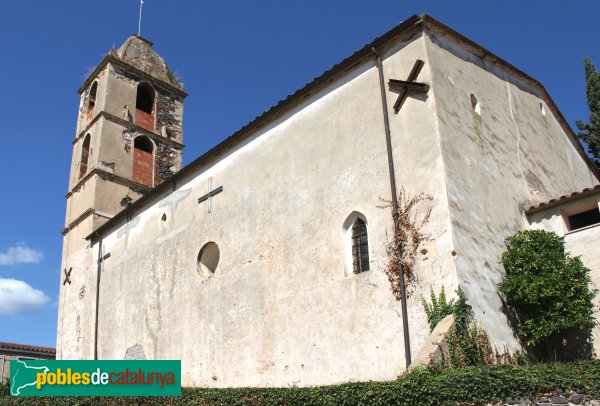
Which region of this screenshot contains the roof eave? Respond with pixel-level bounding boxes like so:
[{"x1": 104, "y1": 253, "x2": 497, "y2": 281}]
[
  {"x1": 525, "y1": 185, "x2": 600, "y2": 215},
  {"x1": 77, "y1": 54, "x2": 188, "y2": 98}
]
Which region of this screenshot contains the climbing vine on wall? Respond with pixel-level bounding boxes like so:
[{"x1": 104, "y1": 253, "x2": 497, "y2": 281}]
[{"x1": 379, "y1": 187, "x2": 432, "y2": 299}]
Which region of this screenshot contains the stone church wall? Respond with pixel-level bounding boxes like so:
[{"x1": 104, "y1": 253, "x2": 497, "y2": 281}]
[
  {"x1": 422, "y1": 27, "x2": 599, "y2": 352},
  {"x1": 57, "y1": 19, "x2": 600, "y2": 388},
  {"x1": 57, "y1": 214, "x2": 98, "y2": 360},
  {"x1": 83, "y1": 32, "x2": 460, "y2": 387}
]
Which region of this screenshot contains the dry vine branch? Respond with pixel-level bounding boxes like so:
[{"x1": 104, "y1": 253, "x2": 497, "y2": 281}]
[{"x1": 379, "y1": 187, "x2": 433, "y2": 300}]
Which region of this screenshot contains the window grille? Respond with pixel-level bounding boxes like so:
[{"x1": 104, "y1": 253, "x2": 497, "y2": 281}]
[{"x1": 351, "y1": 218, "x2": 369, "y2": 273}]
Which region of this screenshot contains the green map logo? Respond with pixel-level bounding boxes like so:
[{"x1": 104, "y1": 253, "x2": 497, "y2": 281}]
[
  {"x1": 10, "y1": 360, "x2": 49, "y2": 396},
  {"x1": 10, "y1": 360, "x2": 181, "y2": 397}
]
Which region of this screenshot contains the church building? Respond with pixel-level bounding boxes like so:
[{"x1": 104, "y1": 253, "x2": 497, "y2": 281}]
[{"x1": 57, "y1": 14, "x2": 600, "y2": 387}]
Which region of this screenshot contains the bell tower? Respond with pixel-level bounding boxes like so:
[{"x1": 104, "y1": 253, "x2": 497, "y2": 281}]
[
  {"x1": 62, "y1": 35, "x2": 186, "y2": 246},
  {"x1": 57, "y1": 36, "x2": 186, "y2": 359}
]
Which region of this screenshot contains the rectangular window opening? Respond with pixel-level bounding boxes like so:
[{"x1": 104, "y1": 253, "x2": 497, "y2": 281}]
[{"x1": 568, "y1": 207, "x2": 600, "y2": 231}]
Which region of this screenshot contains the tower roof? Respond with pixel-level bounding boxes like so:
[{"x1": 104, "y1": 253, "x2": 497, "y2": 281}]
[{"x1": 115, "y1": 35, "x2": 181, "y2": 87}]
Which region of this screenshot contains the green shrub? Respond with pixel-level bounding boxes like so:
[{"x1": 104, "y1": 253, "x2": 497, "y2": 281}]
[
  {"x1": 1, "y1": 362, "x2": 599, "y2": 405},
  {"x1": 422, "y1": 286, "x2": 471, "y2": 333},
  {"x1": 421, "y1": 285, "x2": 455, "y2": 331},
  {"x1": 0, "y1": 381, "x2": 7, "y2": 398},
  {"x1": 499, "y1": 230, "x2": 595, "y2": 348},
  {"x1": 422, "y1": 286, "x2": 498, "y2": 368}
]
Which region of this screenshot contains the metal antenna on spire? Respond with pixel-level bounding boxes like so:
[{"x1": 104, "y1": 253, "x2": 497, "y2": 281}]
[{"x1": 137, "y1": 0, "x2": 144, "y2": 36}]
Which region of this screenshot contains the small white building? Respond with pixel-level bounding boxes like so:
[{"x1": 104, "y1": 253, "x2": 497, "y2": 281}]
[{"x1": 57, "y1": 14, "x2": 600, "y2": 387}]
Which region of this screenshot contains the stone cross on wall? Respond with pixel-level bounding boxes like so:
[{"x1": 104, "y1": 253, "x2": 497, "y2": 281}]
[
  {"x1": 388, "y1": 59, "x2": 429, "y2": 113},
  {"x1": 63, "y1": 268, "x2": 73, "y2": 286},
  {"x1": 198, "y1": 177, "x2": 223, "y2": 213}
]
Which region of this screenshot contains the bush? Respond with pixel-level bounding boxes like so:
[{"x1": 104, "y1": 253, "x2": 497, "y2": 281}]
[
  {"x1": 1, "y1": 362, "x2": 599, "y2": 405},
  {"x1": 0, "y1": 381, "x2": 7, "y2": 398},
  {"x1": 421, "y1": 285, "x2": 456, "y2": 332},
  {"x1": 422, "y1": 286, "x2": 471, "y2": 332},
  {"x1": 499, "y1": 230, "x2": 595, "y2": 348},
  {"x1": 423, "y1": 286, "x2": 501, "y2": 368}
]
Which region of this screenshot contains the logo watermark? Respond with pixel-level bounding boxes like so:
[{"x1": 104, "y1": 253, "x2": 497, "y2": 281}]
[{"x1": 10, "y1": 360, "x2": 181, "y2": 396}]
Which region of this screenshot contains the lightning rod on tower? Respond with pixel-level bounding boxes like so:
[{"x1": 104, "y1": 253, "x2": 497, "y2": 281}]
[{"x1": 138, "y1": 0, "x2": 144, "y2": 36}]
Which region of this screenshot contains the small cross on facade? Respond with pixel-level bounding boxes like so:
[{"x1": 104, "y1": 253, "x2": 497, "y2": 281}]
[
  {"x1": 388, "y1": 59, "x2": 429, "y2": 114},
  {"x1": 97, "y1": 252, "x2": 111, "y2": 264},
  {"x1": 63, "y1": 268, "x2": 73, "y2": 286},
  {"x1": 197, "y1": 177, "x2": 223, "y2": 213}
]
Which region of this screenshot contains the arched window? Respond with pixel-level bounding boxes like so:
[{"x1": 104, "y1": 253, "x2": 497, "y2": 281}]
[
  {"x1": 351, "y1": 218, "x2": 369, "y2": 273},
  {"x1": 135, "y1": 83, "x2": 155, "y2": 131},
  {"x1": 132, "y1": 136, "x2": 154, "y2": 187},
  {"x1": 342, "y1": 212, "x2": 370, "y2": 275},
  {"x1": 87, "y1": 82, "x2": 98, "y2": 120},
  {"x1": 79, "y1": 134, "x2": 91, "y2": 180}
]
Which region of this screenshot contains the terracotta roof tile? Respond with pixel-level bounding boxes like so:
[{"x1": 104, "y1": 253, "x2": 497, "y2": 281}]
[
  {"x1": 525, "y1": 185, "x2": 600, "y2": 214},
  {"x1": 0, "y1": 341, "x2": 56, "y2": 355}
]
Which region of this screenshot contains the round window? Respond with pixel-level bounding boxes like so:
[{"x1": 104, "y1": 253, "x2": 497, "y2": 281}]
[{"x1": 197, "y1": 242, "x2": 220, "y2": 277}]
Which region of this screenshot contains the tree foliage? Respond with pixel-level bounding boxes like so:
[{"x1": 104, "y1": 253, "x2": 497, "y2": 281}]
[
  {"x1": 499, "y1": 230, "x2": 595, "y2": 347},
  {"x1": 576, "y1": 57, "x2": 600, "y2": 168}
]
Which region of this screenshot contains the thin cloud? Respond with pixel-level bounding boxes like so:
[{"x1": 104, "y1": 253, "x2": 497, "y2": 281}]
[
  {"x1": 0, "y1": 243, "x2": 43, "y2": 266},
  {"x1": 0, "y1": 278, "x2": 50, "y2": 315}
]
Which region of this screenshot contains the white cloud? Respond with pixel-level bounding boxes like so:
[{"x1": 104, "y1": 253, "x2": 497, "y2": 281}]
[
  {"x1": 0, "y1": 243, "x2": 43, "y2": 266},
  {"x1": 0, "y1": 278, "x2": 50, "y2": 315}
]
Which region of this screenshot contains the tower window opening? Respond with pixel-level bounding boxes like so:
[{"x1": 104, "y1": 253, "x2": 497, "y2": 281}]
[
  {"x1": 132, "y1": 136, "x2": 154, "y2": 187},
  {"x1": 135, "y1": 83, "x2": 155, "y2": 131},
  {"x1": 87, "y1": 82, "x2": 98, "y2": 120},
  {"x1": 79, "y1": 134, "x2": 91, "y2": 180},
  {"x1": 89, "y1": 82, "x2": 98, "y2": 109},
  {"x1": 136, "y1": 83, "x2": 155, "y2": 114},
  {"x1": 351, "y1": 218, "x2": 370, "y2": 273}
]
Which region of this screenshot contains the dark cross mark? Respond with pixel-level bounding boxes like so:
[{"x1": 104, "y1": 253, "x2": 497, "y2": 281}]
[
  {"x1": 197, "y1": 177, "x2": 223, "y2": 213},
  {"x1": 97, "y1": 252, "x2": 111, "y2": 264},
  {"x1": 388, "y1": 59, "x2": 429, "y2": 114},
  {"x1": 63, "y1": 268, "x2": 73, "y2": 285}
]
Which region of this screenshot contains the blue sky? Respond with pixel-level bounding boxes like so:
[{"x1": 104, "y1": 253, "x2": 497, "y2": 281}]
[{"x1": 0, "y1": 1, "x2": 599, "y2": 348}]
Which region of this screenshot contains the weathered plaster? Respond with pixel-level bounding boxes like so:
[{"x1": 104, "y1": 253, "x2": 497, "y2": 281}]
[
  {"x1": 58, "y1": 21, "x2": 599, "y2": 388},
  {"x1": 62, "y1": 33, "x2": 459, "y2": 388},
  {"x1": 423, "y1": 28, "x2": 598, "y2": 352}
]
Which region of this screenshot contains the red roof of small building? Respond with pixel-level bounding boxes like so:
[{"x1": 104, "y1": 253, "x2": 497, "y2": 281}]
[
  {"x1": 525, "y1": 185, "x2": 600, "y2": 214},
  {"x1": 0, "y1": 341, "x2": 56, "y2": 355}
]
